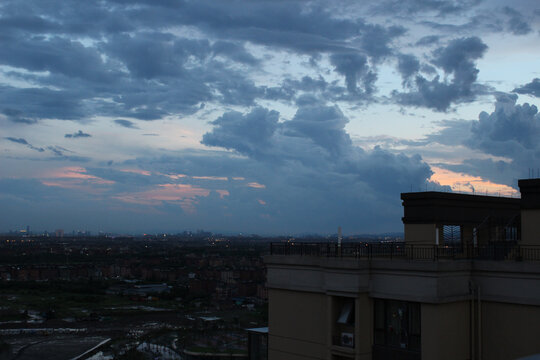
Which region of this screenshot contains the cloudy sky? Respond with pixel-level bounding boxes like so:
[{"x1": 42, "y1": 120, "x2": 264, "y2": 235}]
[{"x1": 1, "y1": 0, "x2": 539, "y2": 234}]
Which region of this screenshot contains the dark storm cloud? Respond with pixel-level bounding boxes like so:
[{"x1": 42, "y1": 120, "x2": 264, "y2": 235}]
[
  {"x1": 4, "y1": 137, "x2": 44, "y2": 152},
  {"x1": 0, "y1": 34, "x2": 118, "y2": 83},
  {"x1": 0, "y1": 0, "x2": 423, "y2": 125},
  {"x1": 431, "y1": 37, "x2": 488, "y2": 73},
  {"x1": 0, "y1": 0, "x2": 533, "y2": 128},
  {"x1": 418, "y1": 16, "x2": 499, "y2": 34},
  {"x1": 1, "y1": 108, "x2": 37, "y2": 124},
  {"x1": 265, "y1": 76, "x2": 349, "y2": 105},
  {"x1": 0, "y1": 8, "x2": 220, "y2": 121},
  {"x1": 14, "y1": 143, "x2": 92, "y2": 162},
  {"x1": 103, "y1": 33, "x2": 211, "y2": 79},
  {"x1": 201, "y1": 107, "x2": 279, "y2": 157},
  {"x1": 0, "y1": 86, "x2": 88, "y2": 121},
  {"x1": 104, "y1": 103, "x2": 434, "y2": 232},
  {"x1": 371, "y1": 0, "x2": 483, "y2": 16},
  {"x1": 415, "y1": 35, "x2": 441, "y2": 47},
  {"x1": 114, "y1": 119, "x2": 139, "y2": 129},
  {"x1": 45, "y1": 145, "x2": 91, "y2": 163},
  {"x1": 1, "y1": 0, "x2": 538, "y2": 233},
  {"x1": 282, "y1": 105, "x2": 352, "y2": 156},
  {"x1": 330, "y1": 53, "x2": 377, "y2": 95},
  {"x1": 420, "y1": 94, "x2": 540, "y2": 187},
  {"x1": 65, "y1": 130, "x2": 91, "y2": 138},
  {"x1": 358, "y1": 24, "x2": 406, "y2": 60},
  {"x1": 199, "y1": 105, "x2": 433, "y2": 232},
  {"x1": 211, "y1": 41, "x2": 259, "y2": 65},
  {"x1": 5, "y1": 137, "x2": 29, "y2": 145},
  {"x1": 397, "y1": 54, "x2": 421, "y2": 84},
  {"x1": 165, "y1": 1, "x2": 362, "y2": 53},
  {"x1": 503, "y1": 7, "x2": 532, "y2": 35},
  {"x1": 394, "y1": 37, "x2": 488, "y2": 111},
  {"x1": 283, "y1": 76, "x2": 329, "y2": 93},
  {"x1": 467, "y1": 94, "x2": 540, "y2": 159},
  {"x1": 212, "y1": 72, "x2": 263, "y2": 106},
  {"x1": 513, "y1": 78, "x2": 540, "y2": 98},
  {"x1": 0, "y1": 15, "x2": 60, "y2": 34},
  {"x1": 47, "y1": 145, "x2": 67, "y2": 157}
]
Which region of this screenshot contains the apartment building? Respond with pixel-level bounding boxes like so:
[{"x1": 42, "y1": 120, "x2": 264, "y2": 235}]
[{"x1": 265, "y1": 179, "x2": 540, "y2": 360}]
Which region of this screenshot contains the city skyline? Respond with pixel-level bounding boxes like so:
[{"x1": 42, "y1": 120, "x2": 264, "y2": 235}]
[{"x1": 1, "y1": 0, "x2": 539, "y2": 234}]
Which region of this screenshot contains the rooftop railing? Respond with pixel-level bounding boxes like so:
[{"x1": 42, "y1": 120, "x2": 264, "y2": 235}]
[{"x1": 269, "y1": 242, "x2": 540, "y2": 262}]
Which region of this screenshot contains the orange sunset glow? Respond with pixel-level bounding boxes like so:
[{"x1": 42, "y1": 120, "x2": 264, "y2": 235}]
[{"x1": 430, "y1": 167, "x2": 519, "y2": 197}]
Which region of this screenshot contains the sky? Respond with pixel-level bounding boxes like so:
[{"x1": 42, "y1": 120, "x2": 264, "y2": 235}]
[{"x1": 1, "y1": 0, "x2": 539, "y2": 235}]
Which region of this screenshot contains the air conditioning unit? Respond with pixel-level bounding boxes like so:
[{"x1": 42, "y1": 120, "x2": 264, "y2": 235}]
[{"x1": 340, "y1": 332, "x2": 354, "y2": 347}]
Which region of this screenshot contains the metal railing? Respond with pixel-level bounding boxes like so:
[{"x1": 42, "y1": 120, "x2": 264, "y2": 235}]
[{"x1": 269, "y1": 242, "x2": 540, "y2": 262}]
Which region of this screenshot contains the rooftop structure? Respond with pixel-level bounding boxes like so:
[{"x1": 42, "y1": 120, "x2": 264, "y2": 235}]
[{"x1": 265, "y1": 179, "x2": 540, "y2": 360}]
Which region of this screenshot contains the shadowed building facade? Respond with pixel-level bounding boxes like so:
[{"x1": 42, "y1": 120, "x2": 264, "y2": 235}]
[{"x1": 265, "y1": 179, "x2": 540, "y2": 360}]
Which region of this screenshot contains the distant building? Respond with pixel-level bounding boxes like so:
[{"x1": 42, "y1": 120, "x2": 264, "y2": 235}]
[
  {"x1": 265, "y1": 179, "x2": 540, "y2": 360},
  {"x1": 55, "y1": 229, "x2": 64, "y2": 238},
  {"x1": 247, "y1": 327, "x2": 268, "y2": 360}
]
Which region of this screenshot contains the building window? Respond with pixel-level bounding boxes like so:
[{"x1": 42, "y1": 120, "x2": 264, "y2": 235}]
[
  {"x1": 505, "y1": 226, "x2": 518, "y2": 242},
  {"x1": 374, "y1": 299, "x2": 420, "y2": 352},
  {"x1": 443, "y1": 225, "x2": 461, "y2": 246},
  {"x1": 337, "y1": 300, "x2": 354, "y2": 325},
  {"x1": 333, "y1": 297, "x2": 355, "y2": 348}
]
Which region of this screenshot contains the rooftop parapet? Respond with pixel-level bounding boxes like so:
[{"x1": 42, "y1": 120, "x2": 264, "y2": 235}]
[
  {"x1": 400, "y1": 191, "x2": 520, "y2": 225},
  {"x1": 518, "y1": 178, "x2": 540, "y2": 209},
  {"x1": 518, "y1": 179, "x2": 540, "y2": 245}
]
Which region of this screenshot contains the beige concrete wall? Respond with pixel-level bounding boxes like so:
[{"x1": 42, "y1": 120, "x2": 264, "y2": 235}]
[
  {"x1": 266, "y1": 256, "x2": 540, "y2": 360},
  {"x1": 521, "y1": 209, "x2": 540, "y2": 245},
  {"x1": 404, "y1": 223, "x2": 436, "y2": 244},
  {"x1": 421, "y1": 301, "x2": 470, "y2": 360},
  {"x1": 268, "y1": 289, "x2": 328, "y2": 360},
  {"x1": 355, "y1": 295, "x2": 372, "y2": 360},
  {"x1": 269, "y1": 349, "x2": 325, "y2": 360},
  {"x1": 481, "y1": 301, "x2": 540, "y2": 360},
  {"x1": 269, "y1": 349, "x2": 322, "y2": 360}
]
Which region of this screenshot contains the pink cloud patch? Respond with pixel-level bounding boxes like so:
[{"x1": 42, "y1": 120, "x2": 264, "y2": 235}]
[
  {"x1": 162, "y1": 173, "x2": 188, "y2": 180},
  {"x1": 42, "y1": 166, "x2": 114, "y2": 184},
  {"x1": 40, "y1": 166, "x2": 114, "y2": 193},
  {"x1": 120, "y1": 168, "x2": 152, "y2": 176},
  {"x1": 247, "y1": 182, "x2": 266, "y2": 189},
  {"x1": 216, "y1": 190, "x2": 230, "y2": 199},
  {"x1": 114, "y1": 184, "x2": 211, "y2": 213},
  {"x1": 192, "y1": 176, "x2": 228, "y2": 181}
]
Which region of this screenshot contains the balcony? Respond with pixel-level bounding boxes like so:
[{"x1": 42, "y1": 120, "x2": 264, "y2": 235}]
[{"x1": 269, "y1": 242, "x2": 540, "y2": 262}]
